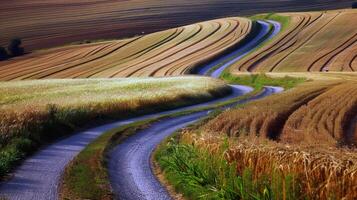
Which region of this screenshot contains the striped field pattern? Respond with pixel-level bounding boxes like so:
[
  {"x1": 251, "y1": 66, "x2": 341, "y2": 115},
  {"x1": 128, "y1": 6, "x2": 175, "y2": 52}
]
[
  {"x1": 0, "y1": 0, "x2": 352, "y2": 51},
  {"x1": 231, "y1": 9, "x2": 357, "y2": 72},
  {"x1": 0, "y1": 18, "x2": 251, "y2": 80}
]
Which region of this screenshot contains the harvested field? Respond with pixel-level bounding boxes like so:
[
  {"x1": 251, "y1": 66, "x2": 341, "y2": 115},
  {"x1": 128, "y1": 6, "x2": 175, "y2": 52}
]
[
  {"x1": 0, "y1": 18, "x2": 251, "y2": 80},
  {"x1": 231, "y1": 9, "x2": 357, "y2": 72},
  {"x1": 0, "y1": 0, "x2": 352, "y2": 51}
]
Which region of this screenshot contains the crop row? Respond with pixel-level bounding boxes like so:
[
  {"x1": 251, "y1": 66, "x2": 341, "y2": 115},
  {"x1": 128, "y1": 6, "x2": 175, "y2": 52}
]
[
  {"x1": 205, "y1": 80, "x2": 357, "y2": 146},
  {"x1": 178, "y1": 80, "x2": 357, "y2": 199},
  {"x1": 0, "y1": 0, "x2": 350, "y2": 50},
  {"x1": 231, "y1": 9, "x2": 357, "y2": 72},
  {"x1": 0, "y1": 18, "x2": 251, "y2": 80}
]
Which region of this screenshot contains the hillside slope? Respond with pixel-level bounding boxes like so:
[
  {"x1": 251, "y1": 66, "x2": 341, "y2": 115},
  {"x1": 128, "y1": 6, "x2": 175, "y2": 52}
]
[
  {"x1": 0, "y1": 18, "x2": 252, "y2": 80},
  {"x1": 0, "y1": 0, "x2": 353, "y2": 50},
  {"x1": 231, "y1": 9, "x2": 357, "y2": 72}
]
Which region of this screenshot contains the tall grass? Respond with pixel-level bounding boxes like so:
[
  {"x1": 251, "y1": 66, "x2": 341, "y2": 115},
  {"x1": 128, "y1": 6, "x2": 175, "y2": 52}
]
[
  {"x1": 0, "y1": 77, "x2": 230, "y2": 178},
  {"x1": 155, "y1": 135, "x2": 301, "y2": 200},
  {"x1": 157, "y1": 80, "x2": 357, "y2": 200}
]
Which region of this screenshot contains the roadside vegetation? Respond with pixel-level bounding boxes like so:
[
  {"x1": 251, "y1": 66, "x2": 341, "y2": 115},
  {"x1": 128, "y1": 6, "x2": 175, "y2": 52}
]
[
  {"x1": 221, "y1": 72, "x2": 305, "y2": 90},
  {"x1": 0, "y1": 77, "x2": 230, "y2": 178},
  {"x1": 156, "y1": 79, "x2": 357, "y2": 199}
]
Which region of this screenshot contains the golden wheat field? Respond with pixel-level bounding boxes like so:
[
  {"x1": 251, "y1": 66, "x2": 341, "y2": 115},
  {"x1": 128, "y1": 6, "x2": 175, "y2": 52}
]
[
  {"x1": 0, "y1": 18, "x2": 251, "y2": 80},
  {"x1": 231, "y1": 9, "x2": 357, "y2": 72},
  {"x1": 0, "y1": 0, "x2": 352, "y2": 51}
]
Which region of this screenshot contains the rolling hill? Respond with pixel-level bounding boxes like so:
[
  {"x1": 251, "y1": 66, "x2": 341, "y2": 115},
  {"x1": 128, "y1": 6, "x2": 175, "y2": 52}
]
[
  {"x1": 231, "y1": 9, "x2": 357, "y2": 72},
  {"x1": 0, "y1": 0, "x2": 354, "y2": 51},
  {"x1": 0, "y1": 18, "x2": 252, "y2": 80}
]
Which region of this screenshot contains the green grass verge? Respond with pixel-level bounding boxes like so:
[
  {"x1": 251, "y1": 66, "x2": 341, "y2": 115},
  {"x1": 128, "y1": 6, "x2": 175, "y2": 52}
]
[
  {"x1": 250, "y1": 13, "x2": 290, "y2": 33},
  {"x1": 221, "y1": 72, "x2": 306, "y2": 90},
  {"x1": 154, "y1": 134, "x2": 301, "y2": 200},
  {"x1": 59, "y1": 85, "x2": 262, "y2": 199},
  {"x1": 61, "y1": 119, "x2": 153, "y2": 199}
]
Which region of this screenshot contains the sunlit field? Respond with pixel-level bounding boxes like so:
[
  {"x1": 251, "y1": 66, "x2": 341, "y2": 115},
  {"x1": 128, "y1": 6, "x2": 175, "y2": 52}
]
[{"x1": 0, "y1": 76, "x2": 229, "y2": 177}]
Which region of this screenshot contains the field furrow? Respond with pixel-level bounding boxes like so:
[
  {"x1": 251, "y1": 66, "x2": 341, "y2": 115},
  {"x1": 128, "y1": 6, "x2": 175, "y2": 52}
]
[
  {"x1": 230, "y1": 9, "x2": 357, "y2": 73},
  {"x1": 281, "y1": 83, "x2": 357, "y2": 145},
  {"x1": 0, "y1": 18, "x2": 251, "y2": 80}
]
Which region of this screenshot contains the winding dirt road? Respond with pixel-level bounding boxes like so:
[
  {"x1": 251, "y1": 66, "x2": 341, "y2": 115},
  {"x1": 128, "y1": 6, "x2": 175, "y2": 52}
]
[
  {"x1": 0, "y1": 19, "x2": 281, "y2": 200},
  {"x1": 107, "y1": 21, "x2": 283, "y2": 199},
  {"x1": 0, "y1": 85, "x2": 250, "y2": 200}
]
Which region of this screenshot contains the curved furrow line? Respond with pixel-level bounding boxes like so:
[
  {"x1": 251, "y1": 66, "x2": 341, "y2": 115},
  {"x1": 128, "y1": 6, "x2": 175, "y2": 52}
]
[
  {"x1": 0, "y1": 45, "x2": 98, "y2": 79},
  {"x1": 152, "y1": 19, "x2": 248, "y2": 77},
  {"x1": 268, "y1": 12, "x2": 332, "y2": 72},
  {"x1": 120, "y1": 21, "x2": 223, "y2": 77},
  {"x1": 0, "y1": 37, "x2": 141, "y2": 81},
  {"x1": 249, "y1": 14, "x2": 313, "y2": 72},
  {"x1": 281, "y1": 84, "x2": 357, "y2": 146},
  {"x1": 19, "y1": 42, "x2": 121, "y2": 80},
  {"x1": 165, "y1": 21, "x2": 251, "y2": 76},
  {"x1": 74, "y1": 27, "x2": 185, "y2": 78},
  {"x1": 137, "y1": 20, "x2": 234, "y2": 77},
  {"x1": 328, "y1": 40, "x2": 357, "y2": 71},
  {"x1": 235, "y1": 14, "x2": 306, "y2": 71},
  {"x1": 162, "y1": 19, "x2": 251, "y2": 76},
  {"x1": 124, "y1": 21, "x2": 224, "y2": 77},
  {"x1": 56, "y1": 28, "x2": 181, "y2": 78},
  {"x1": 196, "y1": 20, "x2": 277, "y2": 77},
  {"x1": 321, "y1": 38, "x2": 357, "y2": 72},
  {"x1": 314, "y1": 34, "x2": 357, "y2": 72},
  {"x1": 89, "y1": 24, "x2": 204, "y2": 78},
  {"x1": 20, "y1": 38, "x2": 141, "y2": 80},
  {"x1": 307, "y1": 33, "x2": 357, "y2": 71},
  {"x1": 241, "y1": 14, "x2": 308, "y2": 71},
  {"x1": 37, "y1": 30, "x2": 174, "y2": 79}
]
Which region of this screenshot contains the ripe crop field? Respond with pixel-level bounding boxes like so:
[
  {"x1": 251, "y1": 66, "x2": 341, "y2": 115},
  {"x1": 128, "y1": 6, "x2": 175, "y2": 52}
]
[
  {"x1": 160, "y1": 79, "x2": 357, "y2": 199},
  {"x1": 0, "y1": 18, "x2": 251, "y2": 80},
  {"x1": 0, "y1": 76, "x2": 229, "y2": 177},
  {"x1": 231, "y1": 9, "x2": 357, "y2": 72},
  {"x1": 0, "y1": 0, "x2": 352, "y2": 51}
]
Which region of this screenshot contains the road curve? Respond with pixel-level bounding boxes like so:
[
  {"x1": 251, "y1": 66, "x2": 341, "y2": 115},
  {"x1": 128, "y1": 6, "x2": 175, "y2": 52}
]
[
  {"x1": 108, "y1": 20, "x2": 283, "y2": 199},
  {"x1": 0, "y1": 19, "x2": 281, "y2": 200},
  {"x1": 197, "y1": 20, "x2": 281, "y2": 77},
  {"x1": 108, "y1": 86, "x2": 282, "y2": 200},
  {"x1": 0, "y1": 86, "x2": 251, "y2": 200}
]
